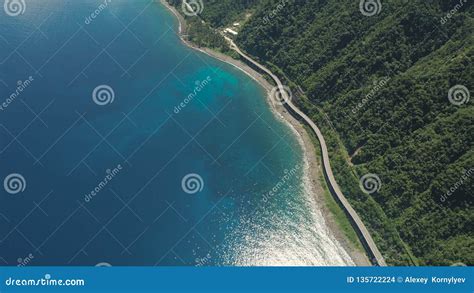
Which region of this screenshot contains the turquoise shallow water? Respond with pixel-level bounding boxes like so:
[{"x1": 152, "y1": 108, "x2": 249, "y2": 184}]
[{"x1": 0, "y1": 0, "x2": 352, "y2": 266}]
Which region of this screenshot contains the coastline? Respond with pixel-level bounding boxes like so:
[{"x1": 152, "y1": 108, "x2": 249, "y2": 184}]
[{"x1": 159, "y1": 0, "x2": 369, "y2": 266}]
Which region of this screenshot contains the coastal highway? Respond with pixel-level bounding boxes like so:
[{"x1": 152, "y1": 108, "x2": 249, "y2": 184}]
[{"x1": 223, "y1": 36, "x2": 387, "y2": 267}]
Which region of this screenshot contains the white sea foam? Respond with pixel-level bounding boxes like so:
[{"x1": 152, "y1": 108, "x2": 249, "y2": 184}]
[{"x1": 220, "y1": 138, "x2": 355, "y2": 266}]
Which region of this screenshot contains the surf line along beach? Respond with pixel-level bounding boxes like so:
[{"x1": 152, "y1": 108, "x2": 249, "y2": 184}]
[{"x1": 159, "y1": 0, "x2": 372, "y2": 266}]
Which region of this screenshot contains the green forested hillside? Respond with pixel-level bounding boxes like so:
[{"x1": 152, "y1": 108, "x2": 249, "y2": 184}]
[
  {"x1": 166, "y1": 0, "x2": 259, "y2": 51},
  {"x1": 169, "y1": 0, "x2": 474, "y2": 265}
]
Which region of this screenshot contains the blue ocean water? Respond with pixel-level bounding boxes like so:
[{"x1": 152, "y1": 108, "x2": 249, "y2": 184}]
[{"x1": 0, "y1": 0, "x2": 352, "y2": 266}]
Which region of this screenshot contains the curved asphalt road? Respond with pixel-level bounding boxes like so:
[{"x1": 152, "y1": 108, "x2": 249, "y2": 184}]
[{"x1": 224, "y1": 37, "x2": 387, "y2": 266}]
